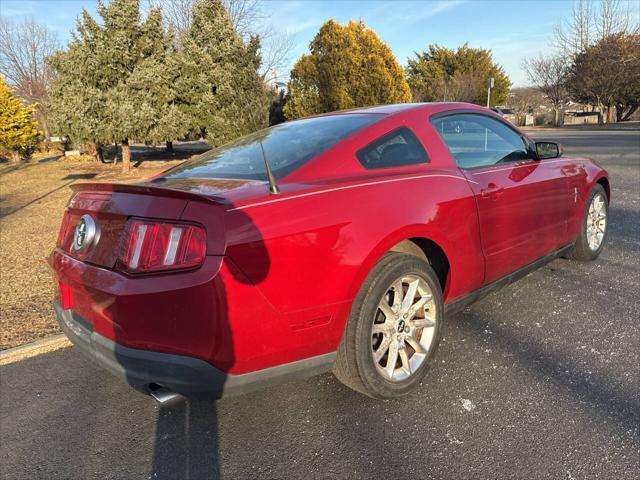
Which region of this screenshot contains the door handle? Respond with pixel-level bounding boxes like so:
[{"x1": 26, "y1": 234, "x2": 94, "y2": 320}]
[{"x1": 480, "y1": 183, "x2": 505, "y2": 200}]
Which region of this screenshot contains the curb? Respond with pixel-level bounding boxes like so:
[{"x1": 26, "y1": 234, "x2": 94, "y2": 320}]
[{"x1": 0, "y1": 334, "x2": 72, "y2": 366}]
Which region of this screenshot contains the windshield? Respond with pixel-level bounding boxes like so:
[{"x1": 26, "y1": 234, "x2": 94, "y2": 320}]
[{"x1": 157, "y1": 114, "x2": 382, "y2": 181}]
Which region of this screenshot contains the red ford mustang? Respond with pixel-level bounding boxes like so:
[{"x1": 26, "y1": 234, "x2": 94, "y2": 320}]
[{"x1": 50, "y1": 103, "x2": 610, "y2": 401}]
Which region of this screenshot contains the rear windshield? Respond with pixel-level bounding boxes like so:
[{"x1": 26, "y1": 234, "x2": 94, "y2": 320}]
[{"x1": 157, "y1": 114, "x2": 382, "y2": 181}]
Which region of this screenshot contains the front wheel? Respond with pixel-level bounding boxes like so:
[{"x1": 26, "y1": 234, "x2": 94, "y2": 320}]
[
  {"x1": 568, "y1": 183, "x2": 609, "y2": 261},
  {"x1": 333, "y1": 253, "x2": 443, "y2": 399}
]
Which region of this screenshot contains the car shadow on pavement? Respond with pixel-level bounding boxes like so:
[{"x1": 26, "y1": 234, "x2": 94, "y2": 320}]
[
  {"x1": 145, "y1": 201, "x2": 270, "y2": 479},
  {"x1": 152, "y1": 400, "x2": 221, "y2": 479}
]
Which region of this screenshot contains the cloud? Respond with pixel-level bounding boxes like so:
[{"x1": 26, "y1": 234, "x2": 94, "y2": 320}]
[
  {"x1": 286, "y1": 17, "x2": 324, "y2": 35},
  {"x1": 0, "y1": 0, "x2": 37, "y2": 17},
  {"x1": 380, "y1": 0, "x2": 468, "y2": 23},
  {"x1": 415, "y1": 0, "x2": 468, "y2": 20},
  {"x1": 262, "y1": 1, "x2": 324, "y2": 34}
]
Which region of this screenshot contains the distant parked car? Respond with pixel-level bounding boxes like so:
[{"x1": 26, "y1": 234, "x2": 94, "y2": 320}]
[
  {"x1": 50, "y1": 103, "x2": 610, "y2": 402},
  {"x1": 491, "y1": 106, "x2": 517, "y2": 124}
]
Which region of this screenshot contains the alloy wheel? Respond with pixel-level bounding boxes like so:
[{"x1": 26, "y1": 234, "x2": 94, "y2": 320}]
[
  {"x1": 586, "y1": 193, "x2": 607, "y2": 251},
  {"x1": 371, "y1": 274, "x2": 437, "y2": 382}
]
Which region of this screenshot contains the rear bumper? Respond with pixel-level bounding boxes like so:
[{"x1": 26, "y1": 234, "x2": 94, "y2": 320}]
[{"x1": 54, "y1": 301, "x2": 335, "y2": 399}]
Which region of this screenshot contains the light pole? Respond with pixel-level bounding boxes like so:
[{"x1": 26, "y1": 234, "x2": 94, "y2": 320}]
[
  {"x1": 486, "y1": 77, "x2": 494, "y2": 107},
  {"x1": 484, "y1": 77, "x2": 494, "y2": 152}
]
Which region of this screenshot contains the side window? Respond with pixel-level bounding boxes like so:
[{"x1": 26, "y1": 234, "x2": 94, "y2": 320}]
[
  {"x1": 357, "y1": 127, "x2": 428, "y2": 170},
  {"x1": 431, "y1": 114, "x2": 531, "y2": 169}
]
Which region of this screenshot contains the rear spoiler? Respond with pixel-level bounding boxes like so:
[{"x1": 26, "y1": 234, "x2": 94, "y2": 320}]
[{"x1": 70, "y1": 182, "x2": 226, "y2": 204}]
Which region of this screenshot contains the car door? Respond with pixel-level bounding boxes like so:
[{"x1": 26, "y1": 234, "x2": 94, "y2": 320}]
[{"x1": 431, "y1": 113, "x2": 568, "y2": 284}]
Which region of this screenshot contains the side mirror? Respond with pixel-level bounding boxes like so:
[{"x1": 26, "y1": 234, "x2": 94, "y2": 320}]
[{"x1": 535, "y1": 141, "x2": 562, "y2": 159}]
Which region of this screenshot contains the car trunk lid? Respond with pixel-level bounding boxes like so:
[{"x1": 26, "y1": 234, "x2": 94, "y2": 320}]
[{"x1": 57, "y1": 181, "x2": 241, "y2": 268}]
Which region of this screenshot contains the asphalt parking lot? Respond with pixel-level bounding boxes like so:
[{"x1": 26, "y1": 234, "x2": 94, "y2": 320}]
[{"x1": 1, "y1": 128, "x2": 638, "y2": 479}]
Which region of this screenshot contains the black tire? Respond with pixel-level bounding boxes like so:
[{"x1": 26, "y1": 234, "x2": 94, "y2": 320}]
[
  {"x1": 568, "y1": 183, "x2": 609, "y2": 261},
  {"x1": 333, "y1": 252, "x2": 443, "y2": 399}
]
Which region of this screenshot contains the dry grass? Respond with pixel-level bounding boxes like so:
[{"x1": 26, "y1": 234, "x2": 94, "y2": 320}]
[{"x1": 0, "y1": 158, "x2": 181, "y2": 349}]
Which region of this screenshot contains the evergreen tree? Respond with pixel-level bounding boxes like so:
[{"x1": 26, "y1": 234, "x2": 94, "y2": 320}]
[
  {"x1": 284, "y1": 20, "x2": 411, "y2": 119},
  {"x1": 176, "y1": 0, "x2": 269, "y2": 146},
  {"x1": 47, "y1": 9, "x2": 108, "y2": 159},
  {"x1": 406, "y1": 44, "x2": 510, "y2": 106},
  {"x1": 0, "y1": 76, "x2": 41, "y2": 162},
  {"x1": 48, "y1": 0, "x2": 186, "y2": 170},
  {"x1": 111, "y1": 8, "x2": 187, "y2": 154}
]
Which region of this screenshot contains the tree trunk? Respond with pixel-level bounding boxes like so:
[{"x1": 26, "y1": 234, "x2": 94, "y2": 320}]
[
  {"x1": 112, "y1": 142, "x2": 119, "y2": 167},
  {"x1": 166, "y1": 140, "x2": 174, "y2": 154},
  {"x1": 121, "y1": 139, "x2": 131, "y2": 172},
  {"x1": 87, "y1": 141, "x2": 100, "y2": 162},
  {"x1": 596, "y1": 101, "x2": 604, "y2": 124},
  {"x1": 622, "y1": 104, "x2": 639, "y2": 121},
  {"x1": 553, "y1": 108, "x2": 564, "y2": 126},
  {"x1": 96, "y1": 143, "x2": 105, "y2": 163}
]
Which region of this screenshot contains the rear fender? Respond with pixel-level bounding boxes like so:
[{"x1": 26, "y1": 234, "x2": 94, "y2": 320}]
[
  {"x1": 345, "y1": 225, "x2": 456, "y2": 300},
  {"x1": 327, "y1": 226, "x2": 460, "y2": 351}
]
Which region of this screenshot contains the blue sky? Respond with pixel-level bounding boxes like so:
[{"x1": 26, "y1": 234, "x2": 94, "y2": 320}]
[{"x1": 0, "y1": 0, "x2": 608, "y2": 86}]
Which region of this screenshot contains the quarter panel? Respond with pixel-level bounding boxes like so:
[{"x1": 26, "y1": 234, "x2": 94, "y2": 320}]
[{"x1": 224, "y1": 173, "x2": 484, "y2": 318}]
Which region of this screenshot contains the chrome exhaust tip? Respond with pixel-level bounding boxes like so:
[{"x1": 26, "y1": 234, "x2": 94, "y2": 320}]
[{"x1": 148, "y1": 385, "x2": 183, "y2": 406}]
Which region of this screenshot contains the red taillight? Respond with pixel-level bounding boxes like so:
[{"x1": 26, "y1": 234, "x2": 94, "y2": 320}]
[
  {"x1": 117, "y1": 218, "x2": 206, "y2": 274},
  {"x1": 58, "y1": 281, "x2": 74, "y2": 309}
]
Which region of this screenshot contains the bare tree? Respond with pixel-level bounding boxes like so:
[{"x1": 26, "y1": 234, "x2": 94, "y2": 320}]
[
  {"x1": 524, "y1": 55, "x2": 571, "y2": 126},
  {"x1": 554, "y1": 0, "x2": 594, "y2": 55},
  {"x1": 225, "y1": 0, "x2": 264, "y2": 37},
  {"x1": 0, "y1": 17, "x2": 59, "y2": 136},
  {"x1": 596, "y1": 0, "x2": 631, "y2": 38},
  {"x1": 509, "y1": 87, "x2": 549, "y2": 125},
  {"x1": 554, "y1": 0, "x2": 638, "y2": 56},
  {"x1": 224, "y1": 0, "x2": 294, "y2": 81},
  {"x1": 258, "y1": 29, "x2": 295, "y2": 83}
]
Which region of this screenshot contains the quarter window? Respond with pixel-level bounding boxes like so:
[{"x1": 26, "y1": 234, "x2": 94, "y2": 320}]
[
  {"x1": 357, "y1": 127, "x2": 429, "y2": 170},
  {"x1": 431, "y1": 114, "x2": 531, "y2": 169}
]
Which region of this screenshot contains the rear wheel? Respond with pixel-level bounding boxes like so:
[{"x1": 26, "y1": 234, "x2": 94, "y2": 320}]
[
  {"x1": 568, "y1": 184, "x2": 608, "y2": 261},
  {"x1": 333, "y1": 253, "x2": 443, "y2": 399}
]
